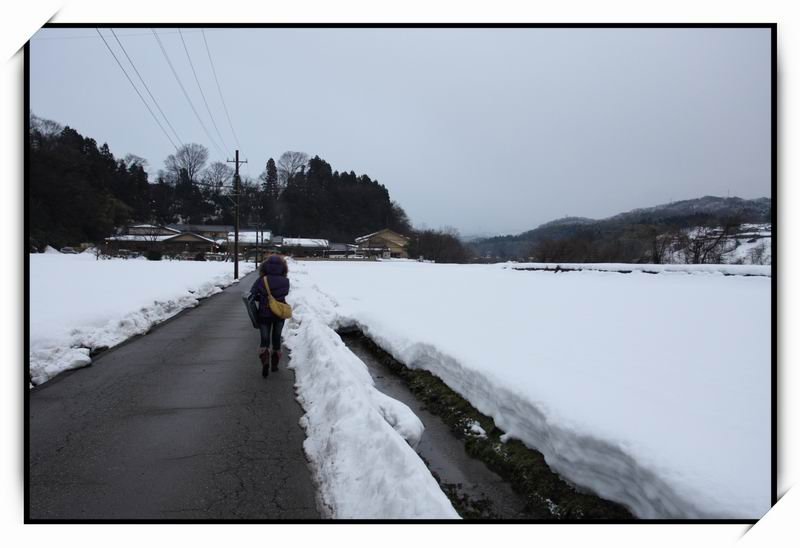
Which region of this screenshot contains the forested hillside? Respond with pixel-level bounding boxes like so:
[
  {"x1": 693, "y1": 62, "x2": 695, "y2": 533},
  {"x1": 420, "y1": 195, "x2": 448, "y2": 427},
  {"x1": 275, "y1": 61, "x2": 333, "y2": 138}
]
[
  {"x1": 28, "y1": 115, "x2": 410, "y2": 249},
  {"x1": 29, "y1": 116, "x2": 151, "y2": 248}
]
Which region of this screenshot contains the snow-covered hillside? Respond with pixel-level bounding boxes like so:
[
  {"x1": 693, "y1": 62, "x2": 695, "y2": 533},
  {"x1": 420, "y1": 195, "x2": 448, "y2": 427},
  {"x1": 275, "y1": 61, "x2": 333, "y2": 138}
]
[
  {"x1": 667, "y1": 223, "x2": 771, "y2": 265},
  {"x1": 286, "y1": 259, "x2": 771, "y2": 519},
  {"x1": 724, "y1": 223, "x2": 772, "y2": 265},
  {"x1": 28, "y1": 252, "x2": 254, "y2": 385}
]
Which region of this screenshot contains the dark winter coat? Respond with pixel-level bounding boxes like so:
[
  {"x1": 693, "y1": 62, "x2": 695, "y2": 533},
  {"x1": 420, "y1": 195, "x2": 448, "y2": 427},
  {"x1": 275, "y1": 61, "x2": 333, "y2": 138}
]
[{"x1": 250, "y1": 255, "x2": 290, "y2": 322}]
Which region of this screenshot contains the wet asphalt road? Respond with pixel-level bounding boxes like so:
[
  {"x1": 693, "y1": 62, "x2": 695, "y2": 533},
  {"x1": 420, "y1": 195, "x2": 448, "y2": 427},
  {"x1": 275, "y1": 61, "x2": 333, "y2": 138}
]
[{"x1": 28, "y1": 270, "x2": 320, "y2": 520}]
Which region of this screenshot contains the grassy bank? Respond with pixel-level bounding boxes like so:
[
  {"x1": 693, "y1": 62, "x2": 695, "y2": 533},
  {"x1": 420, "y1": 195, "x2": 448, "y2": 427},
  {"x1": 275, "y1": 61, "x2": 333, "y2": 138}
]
[{"x1": 340, "y1": 330, "x2": 634, "y2": 520}]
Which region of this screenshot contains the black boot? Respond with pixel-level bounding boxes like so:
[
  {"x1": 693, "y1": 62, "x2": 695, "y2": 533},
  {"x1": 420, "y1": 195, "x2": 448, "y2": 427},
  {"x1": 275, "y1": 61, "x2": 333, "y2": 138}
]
[
  {"x1": 259, "y1": 349, "x2": 269, "y2": 377},
  {"x1": 270, "y1": 350, "x2": 281, "y2": 372}
]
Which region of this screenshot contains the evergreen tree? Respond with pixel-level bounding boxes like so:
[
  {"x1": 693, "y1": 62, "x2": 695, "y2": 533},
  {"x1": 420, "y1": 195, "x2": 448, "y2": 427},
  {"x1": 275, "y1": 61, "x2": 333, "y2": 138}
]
[
  {"x1": 29, "y1": 120, "x2": 135, "y2": 248},
  {"x1": 264, "y1": 158, "x2": 279, "y2": 197},
  {"x1": 259, "y1": 158, "x2": 281, "y2": 231}
]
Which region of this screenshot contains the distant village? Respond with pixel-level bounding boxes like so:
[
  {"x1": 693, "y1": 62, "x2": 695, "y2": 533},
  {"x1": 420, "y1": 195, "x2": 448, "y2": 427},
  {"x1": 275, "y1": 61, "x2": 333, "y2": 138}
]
[{"x1": 98, "y1": 224, "x2": 411, "y2": 262}]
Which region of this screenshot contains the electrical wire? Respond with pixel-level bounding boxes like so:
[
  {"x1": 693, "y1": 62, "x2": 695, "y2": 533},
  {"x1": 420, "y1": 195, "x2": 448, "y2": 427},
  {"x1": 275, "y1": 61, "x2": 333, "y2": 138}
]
[
  {"x1": 178, "y1": 28, "x2": 231, "y2": 155},
  {"x1": 36, "y1": 28, "x2": 225, "y2": 41},
  {"x1": 150, "y1": 28, "x2": 226, "y2": 158},
  {"x1": 201, "y1": 28, "x2": 241, "y2": 151},
  {"x1": 95, "y1": 28, "x2": 178, "y2": 150},
  {"x1": 109, "y1": 28, "x2": 184, "y2": 148}
]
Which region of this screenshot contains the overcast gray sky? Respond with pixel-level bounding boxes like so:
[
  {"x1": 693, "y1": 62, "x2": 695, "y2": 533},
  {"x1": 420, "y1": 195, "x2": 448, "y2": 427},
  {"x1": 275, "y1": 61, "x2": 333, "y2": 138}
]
[{"x1": 30, "y1": 27, "x2": 771, "y2": 236}]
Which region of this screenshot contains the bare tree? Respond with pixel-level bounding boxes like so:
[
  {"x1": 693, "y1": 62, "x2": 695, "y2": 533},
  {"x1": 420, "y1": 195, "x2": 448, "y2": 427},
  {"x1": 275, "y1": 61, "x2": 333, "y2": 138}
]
[
  {"x1": 30, "y1": 114, "x2": 63, "y2": 138},
  {"x1": 123, "y1": 154, "x2": 149, "y2": 171},
  {"x1": 748, "y1": 241, "x2": 769, "y2": 265},
  {"x1": 634, "y1": 225, "x2": 678, "y2": 264},
  {"x1": 532, "y1": 238, "x2": 571, "y2": 263},
  {"x1": 30, "y1": 114, "x2": 63, "y2": 150},
  {"x1": 409, "y1": 229, "x2": 473, "y2": 263},
  {"x1": 678, "y1": 216, "x2": 742, "y2": 264},
  {"x1": 202, "y1": 161, "x2": 234, "y2": 190},
  {"x1": 164, "y1": 143, "x2": 209, "y2": 182},
  {"x1": 277, "y1": 151, "x2": 309, "y2": 186}
]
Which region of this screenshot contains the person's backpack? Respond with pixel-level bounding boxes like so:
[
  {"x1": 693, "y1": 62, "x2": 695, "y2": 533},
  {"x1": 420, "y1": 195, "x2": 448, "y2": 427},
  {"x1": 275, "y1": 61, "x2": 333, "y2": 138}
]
[{"x1": 262, "y1": 276, "x2": 293, "y2": 320}]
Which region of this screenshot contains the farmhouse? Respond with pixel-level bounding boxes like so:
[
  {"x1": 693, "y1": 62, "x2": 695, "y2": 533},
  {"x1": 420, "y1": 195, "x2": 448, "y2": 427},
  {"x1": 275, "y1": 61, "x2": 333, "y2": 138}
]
[
  {"x1": 167, "y1": 224, "x2": 233, "y2": 241},
  {"x1": 355, "y1": 229, "x2": 410, "y2": 258},
  {"x1": 105, "y1": 225, "x2": 218, "y2": 255}
]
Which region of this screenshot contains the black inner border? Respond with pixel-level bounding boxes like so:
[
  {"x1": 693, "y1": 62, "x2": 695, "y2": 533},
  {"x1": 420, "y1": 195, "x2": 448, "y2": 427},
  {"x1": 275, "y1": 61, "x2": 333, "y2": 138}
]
[{"x1": 24, "y1": 22, "x2": 778, "y2": 525}]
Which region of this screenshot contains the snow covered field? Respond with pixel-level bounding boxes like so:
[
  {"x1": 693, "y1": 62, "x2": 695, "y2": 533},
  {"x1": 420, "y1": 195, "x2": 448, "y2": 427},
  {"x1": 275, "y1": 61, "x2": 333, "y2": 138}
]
[
  {"x1": 510, "y1": 262, "x2": 770, "y2": 276},
  {"x1": 285, "y1": 259, "x2": 771, "y2": 519},
  {"x1": 28, "y1": 252, "x2": 254, "y2": 385}
]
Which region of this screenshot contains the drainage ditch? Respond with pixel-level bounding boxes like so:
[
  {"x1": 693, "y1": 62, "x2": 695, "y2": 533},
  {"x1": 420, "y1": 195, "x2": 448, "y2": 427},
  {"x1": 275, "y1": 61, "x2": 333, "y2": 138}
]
[{"x1": 339, "y1": 329, "x2": 633, "y2": 520}]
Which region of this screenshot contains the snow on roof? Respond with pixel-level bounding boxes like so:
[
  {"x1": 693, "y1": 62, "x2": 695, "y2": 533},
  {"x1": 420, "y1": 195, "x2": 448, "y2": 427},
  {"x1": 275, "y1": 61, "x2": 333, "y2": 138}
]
[
  {"x1": 169, "y1": 224, "x2": 234, "y2": 232},
  {"x1": 226, "y1": 231, "x2": 272, "y2": 244},
  {"x1": 107, "y1": 232, "x2": 217, "y2": 244},
  {"x1": 355, "y1": 229, "x2": 409, "y2": 243},
  {"x1": 129, "y1": 224, "x2": 181, "y2": 233},
  {"x1": 282, "y1": 238, "x2": 330, "y2": 248},
  {"x1": 106, "y1": 234, "x2": 175, "y2": 242},
  {"x1": 354, "y1": 230, "x2": 383, "y2": 242}
]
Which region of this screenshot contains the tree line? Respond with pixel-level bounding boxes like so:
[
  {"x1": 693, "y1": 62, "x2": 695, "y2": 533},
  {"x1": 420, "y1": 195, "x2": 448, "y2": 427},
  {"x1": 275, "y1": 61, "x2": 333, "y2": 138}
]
[
  {"x1": 29, "y1": 115, "x2": 474, "y2": 262},
  {"x1": 471, "y1": 211, "x2": 769, "y2": 264}
]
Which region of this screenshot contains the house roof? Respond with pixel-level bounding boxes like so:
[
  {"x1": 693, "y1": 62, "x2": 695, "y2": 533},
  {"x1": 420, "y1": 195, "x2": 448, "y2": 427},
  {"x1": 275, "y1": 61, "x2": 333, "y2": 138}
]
[
  {"x1": 167, "y1": 233, "x2": 217, "y2": 244},
  {"x1": 226, "y1": 231, "x2": 273, "y2": 244},
  {"x1": 355, "y1": 228, "x2": 410, "y2": 244},
  {"x1": 107, "y1": 232, "x2": 217, "y2": 244},
  {"x1": 168, "y1": 224, "x2": 235, "y2": 233},
  {"x1": 329, "y1": 243, "x2": 358, "y2": 252},
  {"x1": 128, "y1": 224, "x2": 181, "y2": 234},
  {"x1": 107, "y1": 234, "x2": 175, "y2": 242}
]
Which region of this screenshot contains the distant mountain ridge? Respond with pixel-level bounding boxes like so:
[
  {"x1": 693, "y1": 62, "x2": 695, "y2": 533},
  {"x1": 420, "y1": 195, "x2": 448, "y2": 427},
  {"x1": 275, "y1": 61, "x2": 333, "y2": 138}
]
[
  {"x1": 604, "y1": 196, "x2": 771, "y2": 225},
  {"x1": 536, "y1": 216, "x2": 595, "y2": 229},
  {"x1": 470, "y1": 196, "x2": 771, "y2": 259}
]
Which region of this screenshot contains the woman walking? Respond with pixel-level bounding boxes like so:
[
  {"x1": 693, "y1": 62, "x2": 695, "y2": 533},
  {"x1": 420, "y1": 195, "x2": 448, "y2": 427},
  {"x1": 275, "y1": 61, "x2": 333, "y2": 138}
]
[{"x1": 250, "y1": 254, "x2": 290, "y2": 377}]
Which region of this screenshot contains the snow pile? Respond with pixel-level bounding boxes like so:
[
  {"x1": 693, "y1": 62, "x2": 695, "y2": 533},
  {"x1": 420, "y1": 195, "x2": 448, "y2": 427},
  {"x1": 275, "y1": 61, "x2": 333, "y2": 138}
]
[
  {"x1": 29, "y1": 253, "x2": 255, "y2": 385},
  {"x1": 288, "y1": 260, "x2": 771, "y2": 519},
  {"x1": 284, "y1": 266, "x2": 458, "y2": 519}
]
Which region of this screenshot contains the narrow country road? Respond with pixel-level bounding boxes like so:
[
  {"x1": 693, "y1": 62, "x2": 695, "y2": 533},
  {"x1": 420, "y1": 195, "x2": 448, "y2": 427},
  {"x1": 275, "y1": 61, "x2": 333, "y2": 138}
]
[{"x1": 28, "y1": 270, "x2": 320, "y2": 520}]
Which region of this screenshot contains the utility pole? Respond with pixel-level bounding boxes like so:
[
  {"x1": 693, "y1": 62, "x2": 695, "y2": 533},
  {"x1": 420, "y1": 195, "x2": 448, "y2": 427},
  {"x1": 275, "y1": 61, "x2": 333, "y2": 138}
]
[
  {"x1": 254, "y1": 220, "x2": 261, "y2": 268},
  {"x1": 227, "y1": 150, "x2": 247, "y2": 279}
]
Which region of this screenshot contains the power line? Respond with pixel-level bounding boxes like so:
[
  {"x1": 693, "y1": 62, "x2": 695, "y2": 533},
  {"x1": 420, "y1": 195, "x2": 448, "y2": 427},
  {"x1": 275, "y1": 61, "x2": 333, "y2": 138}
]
[
  {"x1": 201, "y1": 28, "x2": 241, "y2": 150},
  {"x1": 36, "y1": 28, "x2": 227, "y2": 41},
  {"x1": 178, "y1": 28, "x2": 231, "y2": 155},
  {"x1": 94, "y1": 28, "x2": 178, "y2": 150},
  {"x1": 150, "y1": 28, "x2": 226, "y2": 158},
  {"x1": 109, "y1": 28, "x2": 184, "y2": 148}
]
